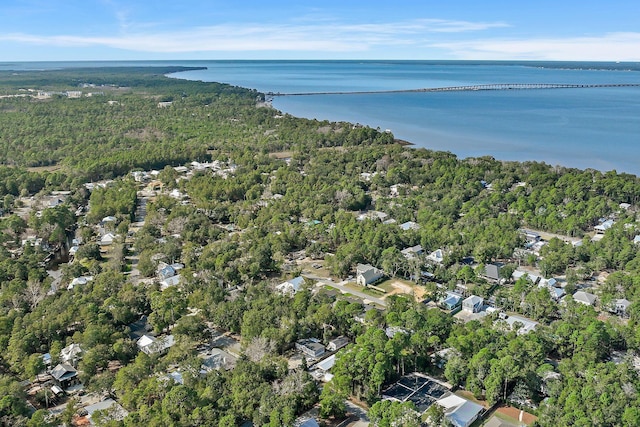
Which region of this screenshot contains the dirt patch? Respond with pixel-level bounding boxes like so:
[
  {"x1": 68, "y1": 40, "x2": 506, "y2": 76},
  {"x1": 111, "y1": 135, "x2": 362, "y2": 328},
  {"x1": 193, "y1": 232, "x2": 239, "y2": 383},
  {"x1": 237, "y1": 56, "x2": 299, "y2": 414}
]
[
  {"x1": 380, "y1": 280, "x2": 427, "y2": 301},
  {"x1": 455, "y1": 390, "x2": 489, "y2": 409},
  {"x1": 496, "y1": 406, "x2": 537, "y2": 425}
]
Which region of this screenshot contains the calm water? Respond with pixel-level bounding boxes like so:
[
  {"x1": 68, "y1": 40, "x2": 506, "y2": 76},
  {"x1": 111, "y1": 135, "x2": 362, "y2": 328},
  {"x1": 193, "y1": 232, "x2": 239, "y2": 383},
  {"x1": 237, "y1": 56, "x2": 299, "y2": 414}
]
[
  {"x1": 171, "y1": 61, "x2": 640, "y2": 175},
  {"x1": 3, "y1": 60, "x2": 640, "y2": 175}
]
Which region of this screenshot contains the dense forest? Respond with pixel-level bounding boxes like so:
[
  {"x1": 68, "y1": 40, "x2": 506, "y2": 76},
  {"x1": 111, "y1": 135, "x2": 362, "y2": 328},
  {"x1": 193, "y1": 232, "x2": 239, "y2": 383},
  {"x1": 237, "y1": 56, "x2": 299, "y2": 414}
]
[{"x1": 2, "y1": 67, "x2": 640, "y2": 426}]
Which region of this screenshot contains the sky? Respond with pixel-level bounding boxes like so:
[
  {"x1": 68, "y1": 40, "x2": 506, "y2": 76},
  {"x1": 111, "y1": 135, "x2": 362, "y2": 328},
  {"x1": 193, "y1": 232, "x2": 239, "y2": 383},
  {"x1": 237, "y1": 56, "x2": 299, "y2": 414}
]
[{"x1": 1, "y1": 0, "x2": 639, "y2": 62}]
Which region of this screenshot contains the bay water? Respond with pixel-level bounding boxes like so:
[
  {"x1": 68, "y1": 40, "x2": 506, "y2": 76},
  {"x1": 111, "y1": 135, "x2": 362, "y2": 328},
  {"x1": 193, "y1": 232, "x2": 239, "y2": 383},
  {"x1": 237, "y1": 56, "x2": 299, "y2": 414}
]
[
  {"x1": 172, "y1": 61, "x2": 640, "y2": 175},
  {"x1": 3, "y1": 60, "x2": 640, "y2": 175}
]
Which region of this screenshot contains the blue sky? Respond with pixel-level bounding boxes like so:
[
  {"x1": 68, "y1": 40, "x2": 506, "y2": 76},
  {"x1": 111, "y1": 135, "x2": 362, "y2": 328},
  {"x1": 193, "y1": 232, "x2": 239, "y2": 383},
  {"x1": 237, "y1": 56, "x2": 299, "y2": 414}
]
[{"x1": 1, "y1": 1, "x2": 639, "y2": 61}]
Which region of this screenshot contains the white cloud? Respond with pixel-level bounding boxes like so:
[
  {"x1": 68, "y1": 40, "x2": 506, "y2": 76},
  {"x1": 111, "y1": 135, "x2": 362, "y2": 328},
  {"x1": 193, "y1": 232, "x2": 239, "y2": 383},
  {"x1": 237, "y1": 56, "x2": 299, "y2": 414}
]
[
  {"x1": 0, "y1": 18, "x2": 507, "y2": 53},
  {"x1": 431, "y1": 32, "x2": 640, "y2": 61}
]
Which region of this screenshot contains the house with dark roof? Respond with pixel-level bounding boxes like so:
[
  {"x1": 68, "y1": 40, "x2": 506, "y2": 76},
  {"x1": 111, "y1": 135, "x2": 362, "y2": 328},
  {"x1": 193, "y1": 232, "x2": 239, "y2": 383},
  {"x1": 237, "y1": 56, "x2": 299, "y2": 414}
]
[
  {"x1": 327, "y1": 336, "x2": 350, "y2": 352},
  {"x1": 296, "y1": 339, "x2": 326, "y2": 358},
  {"x1": 51, "y1": 363, "x2": 79, "y2": 389}
]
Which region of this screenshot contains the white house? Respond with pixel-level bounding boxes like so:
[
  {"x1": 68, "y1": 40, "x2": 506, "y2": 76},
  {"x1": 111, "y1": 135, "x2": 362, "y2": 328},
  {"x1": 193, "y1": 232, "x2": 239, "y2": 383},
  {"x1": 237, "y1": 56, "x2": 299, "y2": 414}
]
[
  {"x1": 427, "y1": 249, "x2": 445, "y2": 264},
  {"x1": 462, "y1": 295, "x2": 484, "y2": 313},
  {"x1": 437, "y1": 394, "x2": 484, "y2": 427},
  {"x1": 60, "y1": 343, "x2": 83, "y2": 366},
  {"x1": 137, "y1": 334, "x2": 175, "y2": 356},
  {"x1": 595, "y1": 219, "x2": 615, "y2": 234},
  {"x1": 356, "y1": 264, "x2": 384, "y2": 286},
  {"x1": 500, "y1": 314, "x2": 538, "y2": 335},
  {"x1": 611, "y1": 298, "x2": 632, "y2": 317},
  {"x1": 67, "y1": 276, "x2": 93, "y2": 290},
  {"x1": 399, "y1": 221, "x2": 420, "y2": 231},
  {"x1": 160, "y1": 275, "x2": 181, "y2": 291},
  {"x1": 85, "y1": 399, "x2": 129, "y2": 425},
  {"x1": 401, "y1": 245, "x2": 424, "y2": 260},
  {"x1": 276, "y1": 276, "x2": 305, "y2": 296},
  {"x1": 99, "y1": 233, "x2": 117, "y2": 246}
]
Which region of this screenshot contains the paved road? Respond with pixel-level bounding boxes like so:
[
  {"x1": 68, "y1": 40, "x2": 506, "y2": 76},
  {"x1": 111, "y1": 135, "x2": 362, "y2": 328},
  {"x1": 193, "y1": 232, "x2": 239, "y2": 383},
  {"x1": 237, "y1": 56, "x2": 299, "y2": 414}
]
[
  {"x1": 304, "y1": 273, "x2": 387, "y2": 307},
  {"x1": 340, "y1": 400, "x2": 370, "y2": 427}
]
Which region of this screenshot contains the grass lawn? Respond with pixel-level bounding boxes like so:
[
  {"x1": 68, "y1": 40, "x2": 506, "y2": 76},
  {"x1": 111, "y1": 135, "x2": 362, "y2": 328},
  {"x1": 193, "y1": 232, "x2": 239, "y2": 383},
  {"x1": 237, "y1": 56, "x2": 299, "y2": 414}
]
[{"x1": 342, "y1": 282, "x2": 385, "y2": 296}]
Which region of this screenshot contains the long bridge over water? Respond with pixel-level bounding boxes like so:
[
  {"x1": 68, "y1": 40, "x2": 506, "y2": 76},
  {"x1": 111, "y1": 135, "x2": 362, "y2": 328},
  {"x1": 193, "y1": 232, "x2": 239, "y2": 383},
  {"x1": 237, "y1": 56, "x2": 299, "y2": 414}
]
[{"x1": 268, "y1": 83, "x2": 640, "y2": 97}]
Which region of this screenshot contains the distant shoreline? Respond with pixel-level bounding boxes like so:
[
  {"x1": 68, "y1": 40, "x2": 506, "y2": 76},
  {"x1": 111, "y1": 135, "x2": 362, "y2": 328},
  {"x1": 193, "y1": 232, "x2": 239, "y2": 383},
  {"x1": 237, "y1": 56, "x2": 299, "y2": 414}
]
[{"x1": 394, "y1": 139, "x2": 413, "y2": 147}]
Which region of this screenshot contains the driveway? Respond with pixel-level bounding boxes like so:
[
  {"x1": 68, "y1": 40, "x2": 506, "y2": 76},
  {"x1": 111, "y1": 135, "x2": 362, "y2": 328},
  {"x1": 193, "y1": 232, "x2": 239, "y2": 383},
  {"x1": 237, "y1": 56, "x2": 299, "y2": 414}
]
[{"x1": 304, "y1": 274, "x2": 387, "y2": 307}]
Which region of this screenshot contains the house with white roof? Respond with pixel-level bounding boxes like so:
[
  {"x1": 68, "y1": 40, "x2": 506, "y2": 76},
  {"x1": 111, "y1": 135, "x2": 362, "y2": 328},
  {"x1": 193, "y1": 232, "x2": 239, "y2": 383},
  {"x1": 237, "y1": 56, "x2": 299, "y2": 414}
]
[
  {"x1": 427, "y1": 249, "x2": 445, "y2": 264},
  {"x1": 499, "y1": 314, "x2": 538, "y2": 335},
  {"x1": 99, "y1": 233, "x2": 117, "y2": 246},
  {"x1": 160, "y1": 274, "x2": 181, "y2": 291},
  {"x1": 436, "y1": 394, "x2": 485, "y2": 427},
  {"x1": 67, "y1": 276, "x2": 94, "y2": 290},
  {"x1": 60, "y1": 343, "x2": 83, "y2": 366},
  {"x1": 595, "y1": 219, "x2": 615, "y2": 234},
  {"x1": 462, "y1": 295, "x2": 484, "y2": 313},
  {"x1": 610, "y1": 298, "x2": 632, "y2": 317},
  {"x1": 399, "y1": 221, "x2": 420, "y2": 231},
  {"x1": 137, "y1": 334, "x2": 175, "y2": 356},
  {"x1": 276, "y1": 276, "x2": 305, "y2": 296}
]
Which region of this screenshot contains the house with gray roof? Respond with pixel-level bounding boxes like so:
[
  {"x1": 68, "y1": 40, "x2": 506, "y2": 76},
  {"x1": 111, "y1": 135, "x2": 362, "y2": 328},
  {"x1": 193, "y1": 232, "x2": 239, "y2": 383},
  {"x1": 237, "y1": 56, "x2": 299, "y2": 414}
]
[
  {"x1": 401, "y1": 245, "x2": 424, "y2": 260},
  {"x1": 356, "y1": 264, "x2": 384, "y2": 286},
  {"x1": 51, "y1": 363, "x2": 79, "y2": 389},
  {"x1": 296, "y1": 339, "x2": 325, "y2": 358},
  {"x1": 85, "y1": 399, "x2": 128, "y2": 425},
  {"x1": 484, "y1": 263, "x2": 503, "y2": 282},
  {"x1": 440, "y1": 292, "x2": 463, "y2": 311},
  {"x1": 327, "y1": 336, "x2": 350, "y2": 352},
  {"x1": 611, "y1": 298, "x2": 632, "y2": 317},
  {"x1": 595, "y1": 219, "x2": 615, "y2": 234},
  {"x1": 462, "y1": 295, "x2": 484, "y2": 313},
  {"x1": 573, "y1": 291, "x2": 597, "y2": 306}
]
